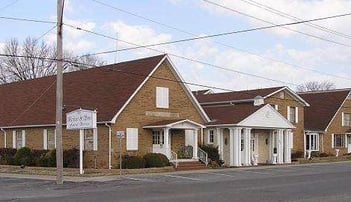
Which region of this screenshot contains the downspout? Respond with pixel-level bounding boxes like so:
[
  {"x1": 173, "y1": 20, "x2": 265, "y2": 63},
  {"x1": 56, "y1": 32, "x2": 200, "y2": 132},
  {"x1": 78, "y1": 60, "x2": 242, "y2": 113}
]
[
  {"x1": 105, "y1": 123, "x2": 112, "y2": 169},
  {"x1": 1, "y1": 128, "x2": 6, "y2": 148}
]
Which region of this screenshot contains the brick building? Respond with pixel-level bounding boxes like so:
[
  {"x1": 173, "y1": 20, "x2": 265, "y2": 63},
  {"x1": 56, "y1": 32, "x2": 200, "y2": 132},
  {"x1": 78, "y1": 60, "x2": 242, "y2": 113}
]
[
  {"x1": 299, "y1": 89, "x2": 351, "y2": 157},
  {"x1": 0, "y1": 55, "x2": 209, "y2": 169}
]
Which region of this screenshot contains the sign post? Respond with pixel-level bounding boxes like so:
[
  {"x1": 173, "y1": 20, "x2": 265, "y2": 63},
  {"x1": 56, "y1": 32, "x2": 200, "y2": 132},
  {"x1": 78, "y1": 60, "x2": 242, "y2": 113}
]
[
  {"x1": 66, "y1": 109, "x2": 97, "y2": 175},
  {"x1": 116, "y1": 131, "x2": 125, "y2": 177}
]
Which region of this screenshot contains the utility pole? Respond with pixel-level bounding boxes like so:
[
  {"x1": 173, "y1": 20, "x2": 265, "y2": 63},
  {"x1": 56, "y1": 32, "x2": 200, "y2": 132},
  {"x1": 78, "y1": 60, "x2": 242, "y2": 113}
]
[{"x1": 56, "y1": 0, "x2": 64, "y2": 185}]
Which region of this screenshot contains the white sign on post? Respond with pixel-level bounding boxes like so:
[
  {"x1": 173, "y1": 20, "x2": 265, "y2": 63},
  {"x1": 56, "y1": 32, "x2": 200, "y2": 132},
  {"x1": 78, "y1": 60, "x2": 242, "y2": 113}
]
[
  {"x1": 116, "y1": 131, "x2": 125, "y2": 139},
  {"x1": 66, "y1": 109, "x2": 97, "y2": 130},
  {"x1": 66, "y1": 109, "x2": 97, "y2": 175},
  {"x1": 116, "y1": 130, "x2": 125, "y2": 176}
]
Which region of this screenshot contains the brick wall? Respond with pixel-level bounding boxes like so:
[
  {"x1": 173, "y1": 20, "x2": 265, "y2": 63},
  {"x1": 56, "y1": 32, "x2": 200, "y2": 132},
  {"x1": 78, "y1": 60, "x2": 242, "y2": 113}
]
[{"x1": 265, "y1": 90, "x2": 305, "y2": 152}]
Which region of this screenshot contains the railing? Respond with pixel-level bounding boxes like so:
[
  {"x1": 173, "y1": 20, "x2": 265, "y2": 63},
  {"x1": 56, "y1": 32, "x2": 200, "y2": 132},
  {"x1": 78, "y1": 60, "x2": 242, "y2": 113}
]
[
  {"x1": 198, "y1": 148, "x2": 208, "y2": 166},
  {"x1": 170, "y1": 150, "x2": 178, "y2": 168}
]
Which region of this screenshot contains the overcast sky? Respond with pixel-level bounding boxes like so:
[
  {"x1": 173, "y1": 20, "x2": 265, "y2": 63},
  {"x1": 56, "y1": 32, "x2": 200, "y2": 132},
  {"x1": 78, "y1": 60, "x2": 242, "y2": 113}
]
[{"x1": 0, "y1": 0, "x2": 351, "y2": 91}]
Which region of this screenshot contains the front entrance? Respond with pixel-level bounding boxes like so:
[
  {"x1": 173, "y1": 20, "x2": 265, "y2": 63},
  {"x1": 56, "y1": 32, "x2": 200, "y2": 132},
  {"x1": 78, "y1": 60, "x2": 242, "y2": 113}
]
[
  {"x1": 152, "y1": 130, "x2": 170, "y2": 157},
  {"x1": 348, "y1": 134, "x2": 351, "y2": 153}
]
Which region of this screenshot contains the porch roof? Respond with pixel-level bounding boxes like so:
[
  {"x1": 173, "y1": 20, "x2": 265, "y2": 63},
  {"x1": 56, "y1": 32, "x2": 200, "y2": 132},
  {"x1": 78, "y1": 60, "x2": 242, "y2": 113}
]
[{"x1": 143, "y1": 119, "x2": 205, "y2": 129}]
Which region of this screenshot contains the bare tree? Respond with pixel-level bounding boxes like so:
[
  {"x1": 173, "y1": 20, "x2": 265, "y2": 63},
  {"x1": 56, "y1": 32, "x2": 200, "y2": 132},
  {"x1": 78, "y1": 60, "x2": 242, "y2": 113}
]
[
  {"x1": 0, "y1": 37, "x2": 105, "y2": 84},
  {"x1": 296, "y1": 81, "x2": 336, "y2": 92}
]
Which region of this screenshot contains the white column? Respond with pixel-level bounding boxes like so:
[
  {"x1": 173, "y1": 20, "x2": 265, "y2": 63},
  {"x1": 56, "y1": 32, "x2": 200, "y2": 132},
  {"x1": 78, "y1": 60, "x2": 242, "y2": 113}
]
[
  {"x1": 216, "y1": 128, "x2": 222, "y2": 159},
  {"x1": 277, "y1": 129, "x2": 284, "y2": 164},
  {"x1": 230, "y1": 127, "x2": 242, "y2": 167},
  {"x1": 243, "y1": 128, "x2": 251, "y2": 166},
  {"x1": 193, "y1": 129, "x2": 198, "y2": 159},
  {"x1": 284, "y1": 129, "x2": 292, "y2": 163},
  {"x1": 220, "y1": 129, "x2": 224, "y2": 160},
  {"x1": 163, "y1": 128, "x2": 170, "y2": 159},
  {"x1": 79, "y1": 129, "x2": 84, "y2": 175}
]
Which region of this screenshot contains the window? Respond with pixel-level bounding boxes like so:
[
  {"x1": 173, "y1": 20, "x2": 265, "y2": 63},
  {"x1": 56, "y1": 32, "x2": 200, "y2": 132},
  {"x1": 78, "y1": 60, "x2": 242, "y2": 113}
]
[
  {"x1": 43, "y1": 129, "x2": 56, "y2": 150},
  {"x1": 343, "y1": 113, "x2": 351, "y2": 126},
  {"x1": 305, "y1": 133, "x2": 319, "y2": 151},
  {"x1": 152, "y1": 130, "x2": 164, "y2": 145},
  {"x1": 271, "y1": 104, "x2": 279, "y2": 111},
  {"x1": 333, "y1": 134, "x2": 345, "y2": 148},
  {"x1": 126, "y1": 128, "x2": 138, "y2": 150},
  {"x1": 156, "y1": 87, "x2": 169, "y2": 108},
  {"x1": 288, "y1": 106, "x2": 298, "y2": 123},
  {"x1": 12, "y1": 130, "x2": 25, "y2": 149},
  {"x1": 208, "y1": 129, "x2": 214, "y2": 144}
]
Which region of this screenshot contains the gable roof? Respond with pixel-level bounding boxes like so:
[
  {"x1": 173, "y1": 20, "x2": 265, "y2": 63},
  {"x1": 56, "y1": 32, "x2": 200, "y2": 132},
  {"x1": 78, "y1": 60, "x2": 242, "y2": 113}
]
[
  {"x1": 195, "y1": 86, "x2": 309, "y2": 106},
  {"x1": 0, "y1": 54, "x2": 187, "y2": 128},
  {"x1": 299, "y1": 90, "x2": 351, "y2": 131},
  {"x1": 195, "y1": 86, "x2": 284, "y2": 104},
  {"x1": 204, "y1": 103, "x2": 294, "y2": 129}
]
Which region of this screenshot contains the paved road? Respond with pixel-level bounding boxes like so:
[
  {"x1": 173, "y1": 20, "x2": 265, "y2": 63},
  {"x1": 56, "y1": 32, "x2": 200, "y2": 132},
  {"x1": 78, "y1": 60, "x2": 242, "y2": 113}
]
[{"x1": 1, "y1": 162, "x2": 351, "y2": 202}]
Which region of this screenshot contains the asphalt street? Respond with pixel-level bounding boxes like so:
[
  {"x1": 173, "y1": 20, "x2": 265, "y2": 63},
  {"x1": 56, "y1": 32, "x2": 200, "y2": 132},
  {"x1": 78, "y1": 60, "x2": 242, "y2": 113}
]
[{"x1": 1, "y1": 162, "x2": 351, "y2": 202}]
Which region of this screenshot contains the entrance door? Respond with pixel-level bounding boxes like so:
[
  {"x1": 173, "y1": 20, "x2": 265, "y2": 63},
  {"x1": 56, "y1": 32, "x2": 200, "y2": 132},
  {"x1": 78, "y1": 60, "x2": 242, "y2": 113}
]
[
  {"x1": 348, "y1": 135, "x2": 351, "y2": 153},
  {"x1": 152, "y1": 130, "x2": 166, "y2": 155}
]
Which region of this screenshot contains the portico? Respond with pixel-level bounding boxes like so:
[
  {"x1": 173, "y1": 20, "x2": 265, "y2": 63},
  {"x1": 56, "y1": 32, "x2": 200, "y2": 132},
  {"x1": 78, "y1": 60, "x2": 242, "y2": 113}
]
[{"x1": 204, "y1": 104, "x2": 295, "y2": 167}]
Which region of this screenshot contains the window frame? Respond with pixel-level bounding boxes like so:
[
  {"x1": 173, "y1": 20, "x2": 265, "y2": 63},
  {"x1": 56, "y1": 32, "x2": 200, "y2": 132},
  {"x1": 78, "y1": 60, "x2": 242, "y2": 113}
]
[
  {"x1": 208, "y1": 129, "x2": 214, "y2": 144},
  {"x1": 126, "y1": 128, "x2": 138, "y2": 151},
  {"x1": 305, "y1": 133, "x2": 319, "y2": 151},
  {"x1": 152, "y1": 130, "x2": 164, "y2": 145},
  {"x1": 333, "y1": 134, "x2": 346, "y2": 148},
  {"x1": 156, "y1": 87, "x2": 169, "y2": 109},
  {"x1": 342, "y1": 112, "x2": 351, "y2": 127}
]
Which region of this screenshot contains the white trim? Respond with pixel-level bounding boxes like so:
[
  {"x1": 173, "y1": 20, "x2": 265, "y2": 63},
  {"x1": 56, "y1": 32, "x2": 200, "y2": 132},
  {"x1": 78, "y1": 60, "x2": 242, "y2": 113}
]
[
  {"x1": 295, "y1": 107, "x2": 299, "y2": 123},
  {"x1": 287, "y1": 106, "x2": 291, "y2": 122},
  {"x1": 325, "y1": 91, "x2": 351, "y2": 131},
  {"x1": 342, "y1": 112, "x2": 345, "y2": 127},
  {"x1": 111, "y1": 56, "x2": 167, "y2": 123},
  {"x1": 331, "y1": 134, "x2": 334, "y2": 148},
  {"x1": 207, "y1": 129, "x2": 214, "y2": 144},
  {"x1": 144, "y1": 119, "x2": 206, "y2": 129},
  {"x1": 93, "y1": 128, "x2": 98, "y2": 151},
  {"x1": 21, "y1": 130, "x2": 25, "y2": 147},
  {"x1": 12, "y1": 131, "x2": 16, "y2": 149},
  {"x1": 43, "y1": 129, "x2": 48, "y2": 150},
  {"x1": 165, "y1": 56, "x2": 210, "y2": 122},
  {"x1": 265, "y1": 87, "x2": 310, "y2": 106}
]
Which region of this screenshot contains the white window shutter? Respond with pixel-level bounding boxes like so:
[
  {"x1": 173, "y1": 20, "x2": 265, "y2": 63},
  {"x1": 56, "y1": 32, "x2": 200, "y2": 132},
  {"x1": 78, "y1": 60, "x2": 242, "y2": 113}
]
[
  {"x1": 163, "y1": 87, "x2": 169, "y2": 108},
  {"x1": 287, "y1": 106, "x2": 290, "y2": 121},
  {"x1": 275, "y1": 105, "x2": 279, "y2": 110},
  {"x1": 331, "y1": 134, "x2": 334, "y2": 148},
  {"x1": 156, "y1": 87, "x2": 169, "y2": 108},
  {"x1": 342, "y1": 112, "x2": 345, "y2": 126},
  {"x1": 126, "y1": 128, "x2": 138, "y2": 151},
  {"x1": 295, "y1": 107, "x2": 299, "y2": 123},
  {"x1": 54, "y1": 129, "x2": 57, "y2": 148},
  {"x1": 22, "y1": 130, "x2": 26, "y2": 147},
  {"x1": 345, "y1": 134, "x2": 348, "y2": 148},
  {"x1": 12, "y1": 131, "x2": 16, "y2": 149},
  {"x1": 93, "y1": 128, "x2": 98, "y2": 151},
  {"x1": 156, "y1": 87, "x2": 162, "y2": 108},
  {"x1": 43, "y1": 129, "x2": 48, "y2": 150}
]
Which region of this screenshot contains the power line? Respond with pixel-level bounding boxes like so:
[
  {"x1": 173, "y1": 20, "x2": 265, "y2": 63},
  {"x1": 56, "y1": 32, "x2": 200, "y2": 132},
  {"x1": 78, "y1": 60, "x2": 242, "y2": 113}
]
[
  {"x1": 0, "y1": 16, "x2": 55, "y2": 24},
  {"x1": 63, "y1": 24, "x2": 300, "y2": 86},
  {"x1": 239, "y1": 0, "x2": 351, "y2": 40},
  {"x1": 202, "y1": 0, "x2": 351, "y2": 48},
  {"x1": 89, "y1": 0, "x2": 351, "y2": 82}
]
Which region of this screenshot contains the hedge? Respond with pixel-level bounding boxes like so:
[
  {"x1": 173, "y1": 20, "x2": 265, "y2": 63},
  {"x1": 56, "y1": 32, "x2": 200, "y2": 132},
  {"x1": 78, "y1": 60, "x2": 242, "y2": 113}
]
[
  {"x1": 199, "y1": 144, "x2": 220, "y2": 164},
  {"x1": 143, "y1": 153, "x2": 169, "y2": 168},
  {"x1": 122, "y1": 155, "x2": 145, "y2": 169},
  {"x1": 0, "y1": 148, "x2": 79, "y2": 168}
]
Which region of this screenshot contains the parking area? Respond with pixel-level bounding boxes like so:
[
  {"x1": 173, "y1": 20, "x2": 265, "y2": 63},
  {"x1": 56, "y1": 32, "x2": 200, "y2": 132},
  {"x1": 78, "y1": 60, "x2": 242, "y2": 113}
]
[{"x1": 1, "y1": 161, "x2": 351, "y2": 202}]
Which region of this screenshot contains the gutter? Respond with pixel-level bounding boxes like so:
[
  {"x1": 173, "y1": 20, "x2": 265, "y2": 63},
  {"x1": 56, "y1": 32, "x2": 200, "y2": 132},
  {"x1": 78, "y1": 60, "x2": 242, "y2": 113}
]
[
  {"x1": 105, "y1": 123, "x2": 112, "y2": 169},
  {"x1": 1, "y1": 128, "x2": 6, "y2": 148}
]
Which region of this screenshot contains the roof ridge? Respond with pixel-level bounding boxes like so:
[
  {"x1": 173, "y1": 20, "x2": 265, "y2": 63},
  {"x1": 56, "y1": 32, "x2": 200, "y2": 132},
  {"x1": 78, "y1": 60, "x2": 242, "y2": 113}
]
[{"x1": 298, "y1": 88, "x2": 351, "y2": 94}]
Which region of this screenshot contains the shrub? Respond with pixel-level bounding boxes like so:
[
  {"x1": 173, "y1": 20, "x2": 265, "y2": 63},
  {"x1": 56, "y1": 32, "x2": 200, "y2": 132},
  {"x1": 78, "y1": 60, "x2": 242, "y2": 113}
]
[
  {"x1": 291, "y1": 151, "x2": 304, "y2": 159},
  {"x1": 319, "y1": 152, "x2": 330, "y2": 157},
  {"x1": 31, "y1": 150, "x2": 49, "y2": 166},
  {"x1": 122, "y1": 155, "x2": 145, "y2": 169},
  {"x1": 0, "y1": 148, "x2": 17, "y2": 165},
  {"x1": 311, "y1": 151, "x2": 320, "y2": 158},
  {"x1": 14, "y1": 147, "x2": 32, "y2": 166},
  {"x1": 177, "y1": 146, "x2": 193, "y2": 159},
  {"x1": 143, "y1": 153, "x2": 169, "y2": 168},
  {"x1": 63, "y1": 148, "x2": 79, "y2": 168},
  {"x1": 199, "y1": 144, "x2": 220, "y2": 164}
]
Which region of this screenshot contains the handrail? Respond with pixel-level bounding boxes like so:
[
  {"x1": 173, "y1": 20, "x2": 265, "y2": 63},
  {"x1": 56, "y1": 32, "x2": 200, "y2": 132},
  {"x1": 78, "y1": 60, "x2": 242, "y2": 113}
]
[
  {"x1": 198, "y1": 148, "x2": 208, "y2": 166},
  {"x1": 170, "y1": 150, "x2": 178, "y2": 168}
]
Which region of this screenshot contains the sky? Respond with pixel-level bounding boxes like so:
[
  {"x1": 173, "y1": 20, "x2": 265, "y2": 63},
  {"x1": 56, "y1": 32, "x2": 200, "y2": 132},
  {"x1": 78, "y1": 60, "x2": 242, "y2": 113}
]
[{"x1": 0, "y1": 0, "x2": 351, "y2": 92}]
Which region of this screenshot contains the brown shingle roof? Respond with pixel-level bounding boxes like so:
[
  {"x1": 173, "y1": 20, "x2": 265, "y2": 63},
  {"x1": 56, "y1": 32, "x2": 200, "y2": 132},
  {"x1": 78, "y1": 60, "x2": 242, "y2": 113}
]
[
  {"x1": 204, "y1": 103, "x2": 264, "y2": 125},
  {"x1": 195, "y1": 86, "x2": 284, "y2": 103},
  {"x1": 0, "y1": 54, "x2": 166, "y2": 127},
  {"x1": 299, "y1": 90, "x2": 350, "y2": 131}
]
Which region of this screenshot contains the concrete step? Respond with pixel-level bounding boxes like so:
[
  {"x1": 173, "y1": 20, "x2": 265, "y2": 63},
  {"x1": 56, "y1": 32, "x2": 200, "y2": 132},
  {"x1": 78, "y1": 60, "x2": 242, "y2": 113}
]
[{"x1": 172, "y1": 160, "x2": 207, "y2": 171}]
